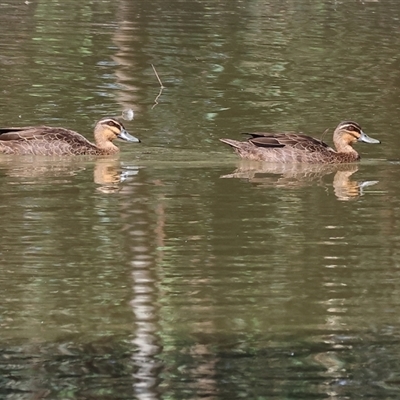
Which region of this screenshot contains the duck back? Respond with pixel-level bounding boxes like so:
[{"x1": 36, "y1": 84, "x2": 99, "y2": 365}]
[{"x1": 0, "y1": 126, "x2": 101, "y2": 155}]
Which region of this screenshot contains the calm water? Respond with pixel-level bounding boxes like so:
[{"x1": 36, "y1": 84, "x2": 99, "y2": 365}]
[{"x1": 1, "y1": 0, "x2": 400, "y2": 399}]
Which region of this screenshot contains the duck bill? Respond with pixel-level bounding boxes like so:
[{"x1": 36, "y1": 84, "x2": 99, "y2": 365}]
[
  {"x1": 118, "y1": 129, "x2": 140, "y2": 143},
  {"x1": 358, "y1": 131, "x2": 380, "y2": 144}
]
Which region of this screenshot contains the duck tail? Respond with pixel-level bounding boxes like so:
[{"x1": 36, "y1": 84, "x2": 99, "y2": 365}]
[{"x1": 219, "y1": 138, "x2": 242, "y2": 149}]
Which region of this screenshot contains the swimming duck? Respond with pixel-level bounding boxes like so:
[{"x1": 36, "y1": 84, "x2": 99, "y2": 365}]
[
  {"x1": 0, "y1": 117, "x2": 140, "y2": 156},
  {"x1": 220, "y1": 121, "x2": 380, "y2": 163}
]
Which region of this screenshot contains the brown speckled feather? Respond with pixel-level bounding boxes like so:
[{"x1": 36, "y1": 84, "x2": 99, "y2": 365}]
[
  {"x1": 246, "y1": 132, "x2": 331, "y2": 150},
  {"x1": 0, "y1": 117, "x2": 140, "y2": 156},
  {"x1": 220, "y1": 122, "x2": 380, "y2": 164},
  {"x1": 0, "y1": 127, "x2": 99, "y2": 155}
]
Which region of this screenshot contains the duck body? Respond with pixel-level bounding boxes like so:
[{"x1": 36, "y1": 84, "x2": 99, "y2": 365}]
[
  {"x1": 0, "y1": 117, "x2": 140, "y2": 156},
  {"x1": 220, "y1": 121, "x2": 380, "y2": 164}
]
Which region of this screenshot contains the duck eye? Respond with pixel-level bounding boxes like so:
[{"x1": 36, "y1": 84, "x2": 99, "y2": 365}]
[
  {"x1": 350, "y1": 125, "x2": 360, "y2": 133},
  {"x1": 107, "y1": 121, "x2": 120, "y2": 129}
]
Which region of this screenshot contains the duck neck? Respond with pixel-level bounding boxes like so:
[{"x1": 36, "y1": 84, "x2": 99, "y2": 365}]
[
  {"x1": 333, "y1": 132, "x2": 357, "y2": 155},
  {"x1": 334, "y1": 141, "x2": 356, "y2": 154},
  {"x1": 94, "y1": 132, "x2": 119, "y2": 155},
  {"x1": 332, "y1": 137, "x2": 360, "y2": 162}
]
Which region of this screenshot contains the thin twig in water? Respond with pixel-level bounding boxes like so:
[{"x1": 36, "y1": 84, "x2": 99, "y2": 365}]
[
  {"x1": 151, "y1": 64, "x2": 165, "y2": 88},
  {"x1": 151, "y1": 64, "x2": 165, "y2": 109}
]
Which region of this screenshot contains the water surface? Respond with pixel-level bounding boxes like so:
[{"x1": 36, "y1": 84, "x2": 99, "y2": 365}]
[{"x1": 1, "y1": 0, "x2": 400, "y2": 399}]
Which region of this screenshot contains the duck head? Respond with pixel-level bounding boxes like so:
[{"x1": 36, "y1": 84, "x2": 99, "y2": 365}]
[
  {"x1": 95, "y1": 117, "x2": 140, "y2": 145},
  {"x1": 333, "y1": 121, "x2": 380, "y2": 152}
]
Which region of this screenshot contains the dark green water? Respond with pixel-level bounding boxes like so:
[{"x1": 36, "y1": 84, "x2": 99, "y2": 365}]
[{"x1": 1, "y1": 0, "x2": 400, "y2": 399}]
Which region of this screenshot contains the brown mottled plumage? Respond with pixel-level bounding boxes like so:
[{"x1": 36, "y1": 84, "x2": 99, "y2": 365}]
[
  {"x1": 0, "y1": 117, "x2": 140, "y2": 156},
  {"x1": 220, "y1": 121, "x2": 380, "y2": 163}
]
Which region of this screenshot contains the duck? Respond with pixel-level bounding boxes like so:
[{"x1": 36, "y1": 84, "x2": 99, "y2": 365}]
[
  {"x1": 220, "y1": 121, "x2": 380, "y2": 163},
  {"x1": 0, "y1": 117, "x2": 140, "y2": 156}
]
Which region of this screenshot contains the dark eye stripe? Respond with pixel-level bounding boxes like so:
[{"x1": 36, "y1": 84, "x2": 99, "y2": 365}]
[
  {"x1": 103, "y1": 119, "x2": 121, "y2": 129},
  {"x1": 341, "y1": 123, "x2": 360, "y2": 132}
]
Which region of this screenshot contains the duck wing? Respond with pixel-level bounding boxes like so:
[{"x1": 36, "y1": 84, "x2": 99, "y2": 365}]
[
  {"x1": 244, "y1": 132, "x2": 331, "y2": 152},
  {"x1": 0, "y1": 126, "x2": 93, "y2": 146}
]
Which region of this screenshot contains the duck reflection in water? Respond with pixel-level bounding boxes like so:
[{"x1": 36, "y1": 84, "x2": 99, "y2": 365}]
[
  {"x1": 221, "y1": 161, "x2": 378, "y2": 201},
  {"x1": 94, "y1": 158, "x2": 139, "y2": 193},
  {"x1": 0, "y1": 156, "x2": 139, "y2": 193}
]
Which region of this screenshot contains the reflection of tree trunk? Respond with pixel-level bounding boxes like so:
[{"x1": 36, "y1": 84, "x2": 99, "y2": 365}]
[
  {"x1": 123, "y1": 178, "x2": 221, "y2": 398},
  {"x1": 130, "y1": 262, "x2": 161, "y2": 398},
  {"x1": 111, "y1": 0, "x2": 141, "y2": 113},
  {"x1": 120, "y1": 178, "x2": 163, "y2": 399},
  {"x1": 187, "y1": 343, "x2": 218, "y2": 398}
]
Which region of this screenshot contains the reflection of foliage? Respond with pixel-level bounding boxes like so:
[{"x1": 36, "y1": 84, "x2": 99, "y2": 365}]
[
  {"x1": 160, "y1": 331, "x2": 400, "y2": 399},
  {"x1": 0, "y1": 1, "x2": 119, "y2": 124},
  {"x1": 0, "y1": 337, "x2": 137, "y2": 398},
  {"x1": 34, "y1": 2, "x2": 94, "y2": 56},
  {"x1": 1, "y1": 328, "x2": 400, "y2": 398}
]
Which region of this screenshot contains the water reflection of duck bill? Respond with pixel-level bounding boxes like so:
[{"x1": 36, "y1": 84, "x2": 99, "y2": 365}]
[{"x1": 221, "y1": 161, "x2": 378, "y2": 201}]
